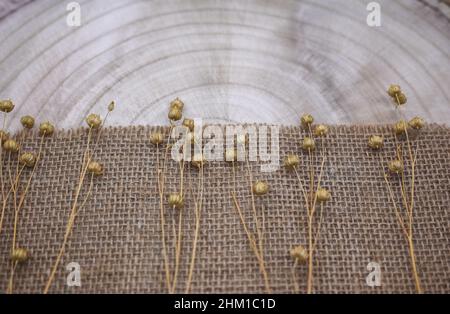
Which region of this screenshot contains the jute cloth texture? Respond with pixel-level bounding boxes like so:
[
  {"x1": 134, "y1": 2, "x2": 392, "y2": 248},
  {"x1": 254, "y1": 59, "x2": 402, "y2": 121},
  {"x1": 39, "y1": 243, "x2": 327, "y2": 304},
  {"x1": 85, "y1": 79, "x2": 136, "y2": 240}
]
[{"x1": 0, "y1": 124, "x2": 449, "y2": 294}]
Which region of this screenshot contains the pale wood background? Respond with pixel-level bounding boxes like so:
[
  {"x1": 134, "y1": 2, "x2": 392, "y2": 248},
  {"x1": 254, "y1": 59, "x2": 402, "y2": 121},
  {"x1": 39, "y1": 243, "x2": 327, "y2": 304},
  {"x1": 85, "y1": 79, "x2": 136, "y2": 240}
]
[{"x1": 0, "y1": 0, "x2": 449, "y2": 132}]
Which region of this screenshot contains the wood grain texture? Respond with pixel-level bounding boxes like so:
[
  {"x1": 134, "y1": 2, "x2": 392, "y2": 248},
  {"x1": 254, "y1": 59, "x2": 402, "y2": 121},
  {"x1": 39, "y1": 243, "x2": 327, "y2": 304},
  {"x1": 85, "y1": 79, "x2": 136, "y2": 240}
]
[{"x1": 0, "y1": 0, "x2": 449, "y2": 132}]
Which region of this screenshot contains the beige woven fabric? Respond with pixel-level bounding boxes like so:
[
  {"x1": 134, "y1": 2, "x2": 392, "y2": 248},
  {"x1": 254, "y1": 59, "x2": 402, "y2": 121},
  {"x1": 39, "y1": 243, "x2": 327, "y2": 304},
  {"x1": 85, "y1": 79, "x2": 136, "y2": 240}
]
[{"x1": 0, "y1": 124, "x2": 449, "y2": 294}]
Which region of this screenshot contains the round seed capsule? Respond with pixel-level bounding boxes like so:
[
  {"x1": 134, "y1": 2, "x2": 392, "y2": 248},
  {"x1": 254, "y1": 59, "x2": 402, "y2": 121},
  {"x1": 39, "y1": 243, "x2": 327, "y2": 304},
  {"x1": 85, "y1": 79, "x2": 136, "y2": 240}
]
[
  {"x1": 3, "y1": 139, "x2": 19, "y2": 153},
  {"x1": 170, "y1": 98, "x2": 184, "y2": 111},
  {"x1": 252, "y1": 180, "x2": 269, "y2": 196},
  {"x1": 87, "y1": 161, "x2": 103, "y2": 176},
  {"x1": 39, "y1": 121, "x2": 55, "y2": 136},
  {"x1": 316, "y1": 188, "x2": 331, "y2": 202},
  {"x1": 284, "y1": 154, "x2": 300, "y2": 170},
  {"x1": 396, "y1": 93, "x2": 407, "y2": 105},
  {"x1": 168, "y1": 108, "x2": 182, "y2": 121},
  {"x1": 302, "y1": 137, "x2": 315, "y2": 151},
  {"x1": 368, "y1": 135, "x2": 384, "y2": 150},
  {"x1": 409, "y1": 117, "x2": 425, "y2": 130},
  {"x1": 11, "y1": 248, "x2": 29, "y2": 263},
  {"x1": 150, "y1": 132, "x2": 164, "y2": 145},
  {"x1": 86, "y1": 113, "x2": 102, "y2": 129},
  {"x1": 20, "y1": 115, "x2": 35, "y2": 129},
  {"x1": 182, "y1": 118, "x2": 194, "y2": 131},
  {"x1": 300, "y1": 114, "x2": 314, "y2": 128},
  {"x1": 387, "y1": 84, "x2": 401, "y2": 97},
  {"x1": 0, "y1": 99, "x2": 14, "y2": 113},
  {"x1": 290, "y1": 245, "x2": 308, "y2": 263},
  {"x1": 19, "y1": 152, "x2": 37, "y2": 168},
  {"x1": 388, "y1": 160, "x2": 403, "y2": 174},
  {"x1": 314, "y1": 124, "x2": 328, "y2": 137},
  {"x1": 393, "y1": 120, "x2": 408, "y2": 135},
  {"x1": 168, "y1": 193, "x2": 183, "y2": 209}
]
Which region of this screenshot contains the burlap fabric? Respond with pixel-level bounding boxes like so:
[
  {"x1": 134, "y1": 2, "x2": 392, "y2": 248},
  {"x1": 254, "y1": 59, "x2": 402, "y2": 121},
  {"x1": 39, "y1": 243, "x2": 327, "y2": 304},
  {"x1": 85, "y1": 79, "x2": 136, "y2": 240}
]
[{"x1": 0, "y1": 124, "x2": 448, "y2": 294}]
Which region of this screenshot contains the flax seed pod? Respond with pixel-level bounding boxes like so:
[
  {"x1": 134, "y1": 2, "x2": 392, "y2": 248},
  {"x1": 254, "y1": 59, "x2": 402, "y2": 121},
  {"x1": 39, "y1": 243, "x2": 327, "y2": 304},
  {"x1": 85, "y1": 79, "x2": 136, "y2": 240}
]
[
  {"x1": 283, "y1": 154, "x2": 299, "y2": 170},
  {"x1": 87, "y1": 161, "x2": 103, "y2": 176},
  {"x1": 300, "y1": 114, "x2": 314, "y2": 128},
  {"x1": 252, "y1": 180, "x2": 269, "y2": 196},
  {"x1": 39, "y1": 121, "x2": 55, "y2": 136},
  {"x1": 20, "y1": 115, "x2": 35, "y2": 129},
  {"x1": 182, "y1": 118, "x2": 194, "y2": 131},
  {"x1": 316, "y1": 188, "x2": 331, "y2": 202},
  {"x1": 409, "y1": 117, "x2": 425, "y2": 130},
  {"x1": 368, "y1": 135, "x2": 384, "y2": 150},
  {"x1": 0, "y1": 99, "x2": 14, "y2": 112},
  {"x1": 388, "y1": 160, "x2": 403, "y2": 174},
  {"x1": 314, "y1": 124, "x2": 328, "y2": 137},
  {"x1": 302, "y1": 137, "x2": 315, "y2": 151},
  {"x1": 3, "y1": 139, "x2": 19, "y2": 153},
  {"x1": 150, "y1": 132, "x2": 164, "y2": 145},
  {"x1": 19, "y1": 152, "x2": 37, "y2": 168},
  {"x1": 86, "y1": 113, "x2": 102, "y2": 129},
  {"x1": 168, "y1": 193, "x2": 183, "y2": 209},
  {"x1": 11, "y1": 248, "x2": 29, "y2": 263},
  {"x1": 290, "y1": 245, "x2": 308, "y2": 263}
]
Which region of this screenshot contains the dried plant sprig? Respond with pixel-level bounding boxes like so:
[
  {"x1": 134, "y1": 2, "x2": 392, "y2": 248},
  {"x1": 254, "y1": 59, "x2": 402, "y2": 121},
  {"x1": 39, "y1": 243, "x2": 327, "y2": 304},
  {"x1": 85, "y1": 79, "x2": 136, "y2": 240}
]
[
  {"x1": 7, "y1": 117, "x2": 52, "y2": 293},
  {"x1": 43, "y1": 102, "x2": 114, "y2": 294},
  {"x1": 185, "y1": 154, "x2": 204, "y2": 293},
  {"x1": 287, "y1": 114, "x2": 330, "y2": 294},
  {"x1": 380, "y1": 84, "x2": 424, "y2": 293},
  {"x1": 230, "y1": 141, "x2": 271, "y2": 293}
]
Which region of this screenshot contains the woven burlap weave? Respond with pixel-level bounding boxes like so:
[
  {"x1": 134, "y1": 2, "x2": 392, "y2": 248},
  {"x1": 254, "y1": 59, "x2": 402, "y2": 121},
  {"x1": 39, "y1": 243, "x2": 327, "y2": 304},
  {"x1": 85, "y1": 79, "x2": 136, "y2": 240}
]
[{"x1": 0, "y1": 124, "x2": 448, "y2": 294}]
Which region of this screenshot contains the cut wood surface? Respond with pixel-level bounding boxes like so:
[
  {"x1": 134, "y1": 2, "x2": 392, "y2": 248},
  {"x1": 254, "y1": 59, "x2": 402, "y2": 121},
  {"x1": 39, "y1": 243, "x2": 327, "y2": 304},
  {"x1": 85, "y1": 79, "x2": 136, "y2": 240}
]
[{"x1": 0, "y1": 0, "x2": 449, "y2": 132}]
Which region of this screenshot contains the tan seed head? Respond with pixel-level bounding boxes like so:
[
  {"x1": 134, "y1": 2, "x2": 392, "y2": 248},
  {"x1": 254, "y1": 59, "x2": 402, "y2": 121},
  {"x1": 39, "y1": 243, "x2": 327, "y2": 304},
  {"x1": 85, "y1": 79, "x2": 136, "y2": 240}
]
[
  {"x1": 86, "y1": 113, "x2": 102, "y2": 129},
  {"x1": 170, "y1": 98, "x2": 184, "y2": 111},
  {"x1": 316, "y1": 188, "x2": 331, "y2": 202},
  {"x1": 393, "y1": 120, "x2": 408, "y2": 135},
  {"x1": 182, "y1": 118, "x2": 195, "y2": 131},
  {"x1": 20, "y1": 115, "x2": 35, "y2": 129},
  {"x1": 3, "y1": 139, "x2": 19, "y2": 153},
  {"x1": 168, "y1": 193, "x2": 183, "y2": 209},
  {"x1": 168, "y1": 108, "x2": 182, "y2": 121},
  {"x1": 368, "y1": 135, "x2": 384, "y2": 150},
  {"x1": 284, "y1": 154, "x2": 300, "y2": 170},
  {"x1": 0, "y1": 99, "x2": 14, "y2": 113},
  {"x1": 39, "y1": 121, "x2": 55, "y2": 136},
  {"x1": 300, "y1": 114, "x2": 314, "y2": 128},
  {"x1": 20, "y1": 152, "x2": 37, "y2": 167},
  {"x1": 150, "y1": 132, "x2": 164, "y2": 145},
  {"x1": 388, "y1": 160, "x2": 403, "y2": 174},
  {"x1": 387, "y1": 84, "x2": 401, "y2": 97},
  {"x1": 290, "y1": 245, "x2": 308, "y2": 263},
  {"x1": 314, "y1": 124, "x2": 328, "y2": 137},
  {"x1": 302, "y1": 137, "x2": 315, "y2": 151},
  {"x1": 409, "y1": 116, "x2": 425, "y2": 130},
  {"x1": 252, "y1": 180, "x2": 269, "y2": 196},
  {"x1": 11, "y1": 248, "x2": 29, "y2": 263},
  {"x1": 87, "y1": 161, "x2": 103, "y2": 176}
]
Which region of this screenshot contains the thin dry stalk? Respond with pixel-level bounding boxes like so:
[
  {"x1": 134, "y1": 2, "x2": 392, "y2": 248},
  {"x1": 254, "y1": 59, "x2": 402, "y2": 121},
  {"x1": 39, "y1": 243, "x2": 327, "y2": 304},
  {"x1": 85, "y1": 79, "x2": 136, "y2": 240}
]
[
  {"x1": 381, "y1": 95, "x2": 422, "y2": 293},
  {"x1": 230, "y1": 154, "x2": 271, "y2": 293},
  {"x1": 156, "y1": 127, "x2": 173, "y2": 293},
  {"x1": 185, "y1": 162, "x2": 204, "y2": 293},
  {"x1": 44, "y1": 125, "x2": 97, "y2": 294}
]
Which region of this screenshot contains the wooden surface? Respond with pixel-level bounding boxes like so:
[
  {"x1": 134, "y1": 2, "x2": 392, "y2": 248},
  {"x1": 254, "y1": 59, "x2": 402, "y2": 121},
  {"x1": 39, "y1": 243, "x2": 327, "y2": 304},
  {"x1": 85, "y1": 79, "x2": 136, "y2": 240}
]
[{"x1": 0, "y1": 0, "x2": 449, "y2": 132}]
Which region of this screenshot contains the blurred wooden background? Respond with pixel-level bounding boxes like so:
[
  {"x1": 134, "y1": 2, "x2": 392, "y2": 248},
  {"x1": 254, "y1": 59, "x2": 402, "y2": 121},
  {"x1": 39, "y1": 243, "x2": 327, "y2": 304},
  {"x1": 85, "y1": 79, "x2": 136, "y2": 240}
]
[{"x1": 0, "y1": 0, "x2": 449, "y2": 132}]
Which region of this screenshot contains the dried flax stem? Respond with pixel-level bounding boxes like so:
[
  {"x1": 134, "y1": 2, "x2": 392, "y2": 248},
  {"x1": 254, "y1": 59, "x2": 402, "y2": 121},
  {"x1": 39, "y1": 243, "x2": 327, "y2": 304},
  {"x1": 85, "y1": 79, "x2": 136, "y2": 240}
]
[
  {"x1": 44, "y1": 128, "x2": 93, "y2": 294},
  {"x1": 156, "y1": 129, "x2": 173, "y2": 292},
  {"x1": 186, "y1": 162, "x2": 204, "y2": 293}
]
